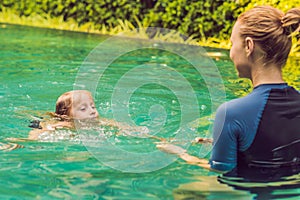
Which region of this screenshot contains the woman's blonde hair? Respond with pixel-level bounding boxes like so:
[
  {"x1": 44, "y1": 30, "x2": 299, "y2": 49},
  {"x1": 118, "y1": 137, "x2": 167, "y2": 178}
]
[{"x1": 238, "y1": 6, "x2": 300, "y2": 67}]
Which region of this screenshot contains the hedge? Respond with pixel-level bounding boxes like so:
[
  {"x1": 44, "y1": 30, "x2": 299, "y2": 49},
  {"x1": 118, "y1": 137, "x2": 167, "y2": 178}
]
[
  {"x1": 0, "y1": 0, "x2": 143, "y2": 29},
  {"x1": 0, "y1": 0, "x2": 299, "y2": 40}
]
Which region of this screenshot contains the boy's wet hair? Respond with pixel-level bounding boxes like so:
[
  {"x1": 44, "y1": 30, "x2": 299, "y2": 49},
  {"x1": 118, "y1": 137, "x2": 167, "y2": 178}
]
[{"x1": 55, "y1": 90, "x2": 93, "y2": 120}]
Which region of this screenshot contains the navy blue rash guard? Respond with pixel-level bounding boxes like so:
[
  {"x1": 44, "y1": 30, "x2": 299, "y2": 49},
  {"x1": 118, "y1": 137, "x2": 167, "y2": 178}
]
[{"x1": 209, "y1": 83, "x2": 300, "y2": 172}]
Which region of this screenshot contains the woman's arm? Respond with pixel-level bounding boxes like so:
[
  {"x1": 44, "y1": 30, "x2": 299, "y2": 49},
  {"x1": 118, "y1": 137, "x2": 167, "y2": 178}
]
[{"x1": 156, "y1": 143, "x2": 221, "y2": 172}]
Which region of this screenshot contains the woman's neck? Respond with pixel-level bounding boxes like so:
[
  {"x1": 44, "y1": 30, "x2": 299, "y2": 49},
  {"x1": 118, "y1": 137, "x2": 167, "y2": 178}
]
[{"x1": 251, "y1": 64, "x2": 285, "y2": 87}]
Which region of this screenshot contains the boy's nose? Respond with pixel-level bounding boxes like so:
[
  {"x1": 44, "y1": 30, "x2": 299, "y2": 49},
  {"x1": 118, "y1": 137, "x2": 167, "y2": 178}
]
[
  {"x1": 89, "y1": 108, "x2": 98, "y2": 117},
  {"x1": 90, "y1": 109, "x2": 96, "y2": 115}
]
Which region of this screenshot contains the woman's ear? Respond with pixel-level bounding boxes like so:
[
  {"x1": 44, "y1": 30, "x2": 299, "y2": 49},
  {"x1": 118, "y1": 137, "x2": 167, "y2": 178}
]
[{"x1": 245, "y1": 37, "x2": 254, "y2": 57}]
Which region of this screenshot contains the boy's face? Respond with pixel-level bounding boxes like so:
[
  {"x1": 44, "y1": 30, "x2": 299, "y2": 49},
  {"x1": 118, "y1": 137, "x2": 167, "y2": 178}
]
[{"x1": 70, "y1": 92, "x2": 99, "y2": 120}]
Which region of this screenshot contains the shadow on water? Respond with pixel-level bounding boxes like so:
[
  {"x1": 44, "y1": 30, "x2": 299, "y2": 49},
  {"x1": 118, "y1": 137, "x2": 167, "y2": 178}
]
[
  {"x1": 173, "y1": 172, "x2": 300, "y2": 200},
  {"x1": 220, "y1": 172, "x2": 300, "y2": 199}
]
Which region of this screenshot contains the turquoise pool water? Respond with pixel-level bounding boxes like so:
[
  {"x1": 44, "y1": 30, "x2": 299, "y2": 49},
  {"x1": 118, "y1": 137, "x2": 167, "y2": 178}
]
[{"x1": 0, "y1": 23, "x2": 299, "y2": 199}]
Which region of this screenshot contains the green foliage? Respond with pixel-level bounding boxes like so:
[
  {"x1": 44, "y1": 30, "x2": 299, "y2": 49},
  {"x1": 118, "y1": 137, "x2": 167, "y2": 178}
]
[
  {"x1": 0, "y1": 0, "x2": 143, "y2": 30},
  {"x1": 144, "y1": 0, "x2": 251, "y2": 40},
  {"x1": 0, "y1": 0, "x2": 299, "y2": 48},
  {"x1": 242, "y1": 0, "x2": 300, "y2": 12}
]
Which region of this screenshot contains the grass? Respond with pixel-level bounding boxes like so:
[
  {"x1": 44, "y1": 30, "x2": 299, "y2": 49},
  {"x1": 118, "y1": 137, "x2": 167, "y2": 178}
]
[
  {"x1": 0, "y1": 7, "x2": 230, "y2": 48},
  {"x1": 0, "y1": 7, "x2": 102, "y2": 34}
]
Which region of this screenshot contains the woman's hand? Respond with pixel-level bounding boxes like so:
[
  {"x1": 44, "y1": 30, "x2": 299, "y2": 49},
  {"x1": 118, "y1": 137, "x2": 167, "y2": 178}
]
[
  {"x1": 156, "y1": 142, "x2": 212, "y2": 171},
  {"x1": 156, "y1": 143, "x2": 187, "y2": 155}
]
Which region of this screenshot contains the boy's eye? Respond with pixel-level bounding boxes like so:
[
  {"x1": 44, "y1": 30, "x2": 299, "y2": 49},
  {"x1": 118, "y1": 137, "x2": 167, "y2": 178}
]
[{"x1": 80, "y1": 107, "x2": 86, "y2": 111}]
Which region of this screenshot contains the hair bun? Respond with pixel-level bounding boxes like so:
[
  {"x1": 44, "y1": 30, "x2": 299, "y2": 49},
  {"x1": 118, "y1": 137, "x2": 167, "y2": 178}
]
[{"x1": 282, "y1": 8, "x2": 300, "y2": 36}]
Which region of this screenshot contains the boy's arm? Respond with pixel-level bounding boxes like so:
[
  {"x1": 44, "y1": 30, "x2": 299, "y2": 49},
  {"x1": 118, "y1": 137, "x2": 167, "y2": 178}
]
[{"x1": 28, "y1": 121, "x2": 73, "y2": 140}]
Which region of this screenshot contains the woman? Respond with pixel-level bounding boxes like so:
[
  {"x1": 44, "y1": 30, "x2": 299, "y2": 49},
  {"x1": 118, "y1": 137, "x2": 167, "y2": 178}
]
[
  {"x1": 158, "y1": 6, "x2": 300, "y2": 176},
  {"x1": 210, "y1": 5, "x2": 300, "y2": 177}
]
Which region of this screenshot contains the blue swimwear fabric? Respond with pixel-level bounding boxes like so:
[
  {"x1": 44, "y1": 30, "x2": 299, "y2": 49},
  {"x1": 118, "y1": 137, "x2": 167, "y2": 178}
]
[{"x1": 209, "y1": 83, "x2": 300, "y2": 172}]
